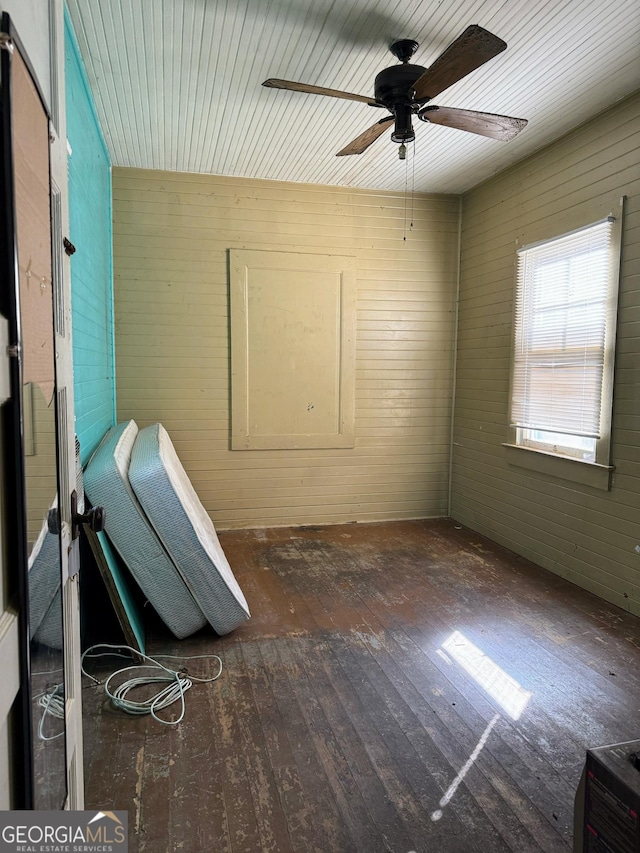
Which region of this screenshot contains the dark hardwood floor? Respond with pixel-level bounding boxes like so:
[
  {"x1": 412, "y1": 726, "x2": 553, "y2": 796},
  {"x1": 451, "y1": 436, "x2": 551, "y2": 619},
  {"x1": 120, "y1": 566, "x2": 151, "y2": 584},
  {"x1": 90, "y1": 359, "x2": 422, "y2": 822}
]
[{"x1": 82, "y1": 519, "x2": 640, "y2": 852}]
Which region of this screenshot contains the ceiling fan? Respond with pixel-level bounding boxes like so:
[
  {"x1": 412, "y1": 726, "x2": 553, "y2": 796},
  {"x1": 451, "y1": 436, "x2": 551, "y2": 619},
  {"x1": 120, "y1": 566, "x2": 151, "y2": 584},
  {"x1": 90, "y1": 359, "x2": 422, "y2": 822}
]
[{"x1": 263, "y1": 25, "x2": 527, "y2": 157}]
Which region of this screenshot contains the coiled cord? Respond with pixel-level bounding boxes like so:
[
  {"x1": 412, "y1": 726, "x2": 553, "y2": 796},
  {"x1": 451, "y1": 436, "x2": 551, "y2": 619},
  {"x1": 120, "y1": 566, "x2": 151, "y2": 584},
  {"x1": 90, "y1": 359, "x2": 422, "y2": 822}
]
[
  {"x1": 35, "y1": 684, "x2": 65, "y2": 741},
  {"x1": 81, "y1": 643, "x2": 223, "y2": 726}
]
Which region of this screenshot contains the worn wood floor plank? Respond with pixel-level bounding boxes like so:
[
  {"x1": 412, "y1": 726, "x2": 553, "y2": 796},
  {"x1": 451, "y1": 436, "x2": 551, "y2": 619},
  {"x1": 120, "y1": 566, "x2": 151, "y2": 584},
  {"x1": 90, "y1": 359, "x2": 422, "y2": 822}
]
[
  {"x1": 277, "y1": 533, "x2": 565, "y2": 850},
  {"x1": 306, "y1": 636, "x2": 421, "y2": 853},
  {"x1": 82, "y1": 519, "x2": 640, "y2": 853},
  {"x1": 255, "y1": 637, "x2": 358, "y2": 853},
  {"x1": 255, "y1": 534, "x2": 542, "y2": 852},
  {"x1": 276, "y1": 636, "x2": 382, "y2": 853},
  {"x1": 341, "y1": 552, "x2": 577, "y2": 845},
  {"x1": 269, "y1": 539, "x2": 490, "y2": 852},
  {"x1": 209, "y1": 637, "x2": 270, "y2": 853}
]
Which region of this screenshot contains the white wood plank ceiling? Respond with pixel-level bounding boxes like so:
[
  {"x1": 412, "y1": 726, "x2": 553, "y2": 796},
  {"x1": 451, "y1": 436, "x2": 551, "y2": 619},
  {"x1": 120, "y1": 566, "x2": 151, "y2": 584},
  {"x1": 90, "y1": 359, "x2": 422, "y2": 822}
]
[{"x1": 66, "y1": 0, "x2": 640, "y2": 193}]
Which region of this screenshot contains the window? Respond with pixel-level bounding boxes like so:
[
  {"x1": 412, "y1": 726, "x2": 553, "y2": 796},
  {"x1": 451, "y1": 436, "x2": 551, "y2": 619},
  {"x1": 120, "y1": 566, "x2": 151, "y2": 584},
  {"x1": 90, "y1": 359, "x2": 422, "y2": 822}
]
[{"x1": 508, "y1": 213, "x2": 622, "y2": 471}]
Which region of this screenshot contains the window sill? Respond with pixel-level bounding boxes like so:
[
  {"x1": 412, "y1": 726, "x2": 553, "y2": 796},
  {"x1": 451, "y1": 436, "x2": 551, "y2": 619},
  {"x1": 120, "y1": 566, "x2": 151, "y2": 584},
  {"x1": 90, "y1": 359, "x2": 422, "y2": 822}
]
[{"x1": 502, "y1": 443, "x2": 614, "y2": 491}]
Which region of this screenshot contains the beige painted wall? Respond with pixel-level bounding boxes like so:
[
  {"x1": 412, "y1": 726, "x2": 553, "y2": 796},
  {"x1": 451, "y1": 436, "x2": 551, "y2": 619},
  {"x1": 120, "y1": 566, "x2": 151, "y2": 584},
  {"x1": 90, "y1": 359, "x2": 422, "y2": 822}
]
[
  {"x1": 112, "y1": 170, "x2": 459, "y2": 528},
  {"x1": 452, "y1": 92, "x2": 640, "y2": 616}
]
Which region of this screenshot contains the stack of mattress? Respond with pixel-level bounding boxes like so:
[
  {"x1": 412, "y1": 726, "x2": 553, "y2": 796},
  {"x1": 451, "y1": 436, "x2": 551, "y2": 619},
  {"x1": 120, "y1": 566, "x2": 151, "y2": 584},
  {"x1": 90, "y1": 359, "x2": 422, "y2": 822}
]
[
  {"x1": 130, "y1": 424, "x2": 250, "y2": 636},
  {"x1": 84, "y1": 420, "x2": 249, "y2": 638}
]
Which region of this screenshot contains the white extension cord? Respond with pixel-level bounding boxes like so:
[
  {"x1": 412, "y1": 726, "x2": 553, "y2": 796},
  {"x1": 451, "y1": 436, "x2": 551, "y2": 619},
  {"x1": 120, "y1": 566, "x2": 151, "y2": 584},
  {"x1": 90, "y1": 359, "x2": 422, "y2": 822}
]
[
  {"x1": 81, "y1": 643, "x2": 223, "y2": 726},
  {"x1": 35, "y1": 684, "x2": 65, "y2": 741},
  {"x1": 31, "y1": 666, "x2": 65, "y2": 742}
]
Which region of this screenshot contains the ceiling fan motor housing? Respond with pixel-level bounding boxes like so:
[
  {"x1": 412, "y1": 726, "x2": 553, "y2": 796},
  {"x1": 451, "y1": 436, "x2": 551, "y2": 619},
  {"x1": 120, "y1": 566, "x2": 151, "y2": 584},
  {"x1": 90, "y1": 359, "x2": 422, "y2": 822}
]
[
  {"x1": 374, "y1": 64, "x2": 427, "y2": 107},
  {"x1": 374, "y1": 64, "x2": 426, "y2": 143}
]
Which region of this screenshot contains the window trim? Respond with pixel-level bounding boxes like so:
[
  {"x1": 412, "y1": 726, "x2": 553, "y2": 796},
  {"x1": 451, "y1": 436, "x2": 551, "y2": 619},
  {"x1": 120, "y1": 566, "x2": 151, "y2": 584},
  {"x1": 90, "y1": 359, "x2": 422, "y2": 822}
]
[
  {"x1": 505, "y1": 198, "x2": 624, "y2": 487},
  {"x1": 502, "y1": 442, "x2": 614, "y2": 490}
]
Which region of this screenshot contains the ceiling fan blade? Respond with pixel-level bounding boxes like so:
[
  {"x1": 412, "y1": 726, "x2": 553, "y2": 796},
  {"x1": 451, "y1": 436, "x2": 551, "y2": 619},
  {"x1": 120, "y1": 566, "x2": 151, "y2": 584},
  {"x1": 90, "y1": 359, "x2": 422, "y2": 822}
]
[
  {"x1": 419, "y1": 106, "x2": 527, "y2": 141},
  {"x1": 262, "y1": 78, "x2": 378, "y2": 106},
  {"x1": 412, "y1": 25, "x2": 507, "y2": 102},
  {"x1": 336, "y1": 117, "x2": 394, "y2": 156}
]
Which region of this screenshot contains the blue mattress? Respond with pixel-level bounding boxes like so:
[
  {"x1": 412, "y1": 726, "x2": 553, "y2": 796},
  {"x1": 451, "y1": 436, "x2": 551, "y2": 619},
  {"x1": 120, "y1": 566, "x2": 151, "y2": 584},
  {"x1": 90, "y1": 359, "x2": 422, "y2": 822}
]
[
  {"x1": 28, "y1": 516, "x2": 62, "y2": 648},
  {"x1": 28, "y1": 518, "x2": 60, "y2": 640},
  {"x1": 129, "y1": 423, "x2": 250, "y2": 635},
  {"x1": 84, "y1": 420, "x2": 206, "y2": 639},
  {"x1": 34, "y1": 588, "x2": 63, "y2": 649}
]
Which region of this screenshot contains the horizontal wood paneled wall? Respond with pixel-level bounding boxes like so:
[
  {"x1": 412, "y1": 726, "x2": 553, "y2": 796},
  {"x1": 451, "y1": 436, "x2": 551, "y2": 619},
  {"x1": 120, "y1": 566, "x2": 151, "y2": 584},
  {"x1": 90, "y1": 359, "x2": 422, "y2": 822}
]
[
  {"x1": 452, "y1": 92, "x2": 640, "y2": 616},
  {"x1": 66, "y1": 11, "x2": 115, "y2": 465},
  {"x1": 112, "y1": 169, "x2": 459, "y2": 528}
]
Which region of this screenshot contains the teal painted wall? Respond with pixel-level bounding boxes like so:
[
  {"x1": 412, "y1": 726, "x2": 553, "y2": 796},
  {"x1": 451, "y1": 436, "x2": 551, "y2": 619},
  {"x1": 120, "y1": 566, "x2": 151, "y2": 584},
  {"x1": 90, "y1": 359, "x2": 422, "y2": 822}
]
[{"x1": 65, "y1": 9, "x2": 115, "y2": 465}]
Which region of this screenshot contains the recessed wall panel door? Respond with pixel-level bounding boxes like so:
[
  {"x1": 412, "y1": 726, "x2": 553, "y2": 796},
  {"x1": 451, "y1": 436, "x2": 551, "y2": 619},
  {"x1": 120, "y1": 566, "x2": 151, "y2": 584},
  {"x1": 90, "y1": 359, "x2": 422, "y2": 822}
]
[{"x1": 230, "y1": 250, "x2": 356, "y2": 450}]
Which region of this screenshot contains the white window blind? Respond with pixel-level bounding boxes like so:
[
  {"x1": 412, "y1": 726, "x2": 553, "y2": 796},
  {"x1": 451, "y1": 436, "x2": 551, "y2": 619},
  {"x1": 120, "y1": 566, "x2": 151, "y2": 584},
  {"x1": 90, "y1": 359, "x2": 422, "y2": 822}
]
[{"x1": 510, "y1": 219, "x2": 615, "y2": 440}]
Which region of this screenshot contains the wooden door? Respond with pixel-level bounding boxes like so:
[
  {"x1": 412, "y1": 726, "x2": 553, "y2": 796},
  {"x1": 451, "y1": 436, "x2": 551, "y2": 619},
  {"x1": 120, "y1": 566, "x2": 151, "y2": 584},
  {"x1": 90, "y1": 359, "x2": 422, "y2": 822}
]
[{"x1": 0, "y1": 3, "x2": 83, "y2": 809}]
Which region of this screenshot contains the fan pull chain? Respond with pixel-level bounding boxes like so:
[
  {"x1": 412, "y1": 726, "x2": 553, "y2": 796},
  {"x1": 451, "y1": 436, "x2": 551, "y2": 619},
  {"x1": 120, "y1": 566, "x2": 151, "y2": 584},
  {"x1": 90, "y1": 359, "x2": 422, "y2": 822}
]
[
  {"x1": 403, "y1": 143, "x2": 409, "y2": 241},
  {"x1": 403, "y1": 138, "x2": 416, "y2": 242},
  {"x1": 410, "y1": 136, "x2": 416, "y2": 233}
]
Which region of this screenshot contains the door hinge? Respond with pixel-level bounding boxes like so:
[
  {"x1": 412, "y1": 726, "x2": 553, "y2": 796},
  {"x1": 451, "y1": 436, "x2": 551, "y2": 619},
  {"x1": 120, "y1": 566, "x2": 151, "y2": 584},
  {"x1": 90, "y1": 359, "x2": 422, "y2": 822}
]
[
  {"x1": 0, "y1": 33, "x2": 13, "y2": 54},
  {"x1": 0, "y1": 318, "x2": 11, "y2": 401}
]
